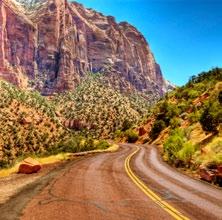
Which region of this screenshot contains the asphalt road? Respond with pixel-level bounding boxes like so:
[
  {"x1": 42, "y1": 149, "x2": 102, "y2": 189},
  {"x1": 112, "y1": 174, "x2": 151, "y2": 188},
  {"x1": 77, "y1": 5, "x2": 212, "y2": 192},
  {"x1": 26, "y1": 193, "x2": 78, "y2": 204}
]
[{"x1": 1, "y1": 144, "x2": 222, "y2": 220}]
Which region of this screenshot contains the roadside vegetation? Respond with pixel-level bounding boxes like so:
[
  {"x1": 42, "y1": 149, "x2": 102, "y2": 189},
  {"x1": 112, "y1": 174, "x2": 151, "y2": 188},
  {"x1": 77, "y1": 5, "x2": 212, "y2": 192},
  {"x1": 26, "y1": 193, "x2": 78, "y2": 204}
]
[{"x1": 137, "y1": 68, "x2": 222, "y2": 182}]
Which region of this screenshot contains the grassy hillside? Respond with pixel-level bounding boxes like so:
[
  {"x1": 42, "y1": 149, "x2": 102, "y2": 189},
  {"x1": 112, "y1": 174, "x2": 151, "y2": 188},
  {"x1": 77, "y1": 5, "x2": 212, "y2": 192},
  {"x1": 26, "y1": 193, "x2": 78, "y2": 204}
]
[{"x1": 138, "y1": 68, "x2": 222, "y2": 173}]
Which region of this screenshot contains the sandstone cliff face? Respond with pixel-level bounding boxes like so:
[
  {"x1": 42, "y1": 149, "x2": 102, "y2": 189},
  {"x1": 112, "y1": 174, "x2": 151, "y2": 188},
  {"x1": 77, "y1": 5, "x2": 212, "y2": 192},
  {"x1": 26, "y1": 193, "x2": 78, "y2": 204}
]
[{"x1": 0, "y1": 0, "x2": 166, "y2": 96}]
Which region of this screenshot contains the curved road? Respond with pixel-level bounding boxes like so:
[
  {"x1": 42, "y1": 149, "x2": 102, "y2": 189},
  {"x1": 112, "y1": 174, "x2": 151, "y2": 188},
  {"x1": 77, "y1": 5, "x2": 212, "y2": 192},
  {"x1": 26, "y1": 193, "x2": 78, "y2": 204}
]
[{"x1": 3, "y1": 144, "x2": 222, "y2": 220}]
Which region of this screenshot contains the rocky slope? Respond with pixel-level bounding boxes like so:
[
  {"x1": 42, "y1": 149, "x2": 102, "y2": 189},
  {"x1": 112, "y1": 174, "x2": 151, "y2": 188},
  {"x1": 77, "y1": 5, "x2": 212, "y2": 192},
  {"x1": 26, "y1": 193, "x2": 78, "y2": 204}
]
[{"x1": 0, "y1": 0, "x2": 166, "y2": 97}]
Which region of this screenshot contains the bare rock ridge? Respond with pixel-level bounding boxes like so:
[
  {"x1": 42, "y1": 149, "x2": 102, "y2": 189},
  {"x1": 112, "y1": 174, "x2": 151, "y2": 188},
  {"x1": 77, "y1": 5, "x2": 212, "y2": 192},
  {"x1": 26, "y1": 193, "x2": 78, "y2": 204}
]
[{"x1": 0, "y1": 0, "x2": 167, "y2": 96}]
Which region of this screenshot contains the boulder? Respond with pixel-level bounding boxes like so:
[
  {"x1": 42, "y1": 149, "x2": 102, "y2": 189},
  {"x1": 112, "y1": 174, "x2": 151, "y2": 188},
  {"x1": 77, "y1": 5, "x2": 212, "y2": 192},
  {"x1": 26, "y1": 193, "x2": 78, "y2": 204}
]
[
  {"x1": 199, "y1": 166, "x2": 215, "y2": 182},
  {"x1": 138, "y1": 127, "x2": 147, "y2": 136},
  {"x1": 18, "y1": 157, "x2": 42, "y2": 174}
]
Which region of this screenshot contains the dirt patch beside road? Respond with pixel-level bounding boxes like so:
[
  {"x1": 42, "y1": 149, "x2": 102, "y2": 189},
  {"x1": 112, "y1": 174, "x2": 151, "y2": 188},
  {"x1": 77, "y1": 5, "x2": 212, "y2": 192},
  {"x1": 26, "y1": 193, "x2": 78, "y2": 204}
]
[
  {"x1": 0, "y1": 158, "x2": 86, "y2": 220},
  {"x1": 0, "y1": 162, "x2": 64, "y2": 205}
]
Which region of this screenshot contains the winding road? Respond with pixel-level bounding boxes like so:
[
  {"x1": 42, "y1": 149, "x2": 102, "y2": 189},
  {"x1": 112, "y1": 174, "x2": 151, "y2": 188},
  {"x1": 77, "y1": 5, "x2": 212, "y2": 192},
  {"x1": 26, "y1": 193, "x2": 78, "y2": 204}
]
[{"x1": 1, "y1": 144, "x2": 222, "y2": 220}]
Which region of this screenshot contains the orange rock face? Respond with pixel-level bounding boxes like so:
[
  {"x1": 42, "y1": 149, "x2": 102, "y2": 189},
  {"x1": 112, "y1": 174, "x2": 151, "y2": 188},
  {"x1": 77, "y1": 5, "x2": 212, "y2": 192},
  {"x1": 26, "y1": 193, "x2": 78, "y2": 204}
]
[
  {"x1": 0, "y1": 0, "x2": 166, "y2": 96},
  {"x1": 18, "y1": 157, "x2": 42, "y2": 174}
]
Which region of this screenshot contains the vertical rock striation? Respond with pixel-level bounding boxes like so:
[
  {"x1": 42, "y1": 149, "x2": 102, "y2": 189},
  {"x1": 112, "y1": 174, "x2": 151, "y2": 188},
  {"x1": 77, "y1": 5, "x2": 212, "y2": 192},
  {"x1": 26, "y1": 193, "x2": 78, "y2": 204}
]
[{"x1": 0, "y1": 0, "x2": 167, "y2": 97}]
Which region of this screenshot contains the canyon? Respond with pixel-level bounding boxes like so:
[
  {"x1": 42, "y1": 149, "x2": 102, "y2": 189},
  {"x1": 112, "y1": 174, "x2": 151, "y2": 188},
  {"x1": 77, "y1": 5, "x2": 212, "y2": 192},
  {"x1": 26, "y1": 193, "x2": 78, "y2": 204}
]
[{"x1": 0, "y1": 0, "x2": 168, "y2": 96}]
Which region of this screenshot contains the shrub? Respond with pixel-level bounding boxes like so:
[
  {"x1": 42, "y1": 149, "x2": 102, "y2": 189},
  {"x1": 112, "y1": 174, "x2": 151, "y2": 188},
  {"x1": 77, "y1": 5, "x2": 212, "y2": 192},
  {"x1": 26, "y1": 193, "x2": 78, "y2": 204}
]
[
  {"x1": 150, "y1": 120, "x2": 166, "y2": 140},
  {"x1": 178, "y1": 102, "x2": 189, "y2": 113},
  {"x1": 170, "y1": 117, "x2": 181, "y2": 129},
  {"x1": 156, "y1": 101, "x2": 180, "y2": 127},
  {"x1": 187, "y1": 89, "x2": 199, "y2": 99},
  {"x1": 211, "y1": 153, "x2": 222, "y2": 165},
  {"x1": 49, "y1": 135, "x2": 85, "y2": 154},
  {"x1": 0, "y1": 160, "x2": 9, "y2": 168},
  {"x1": 125, "y1": 129, "x2": 139, "y2": 143},
  {"x1": 200, "y1": 101, "x2": 222, "y2": 132},
  {"x1": 188, "y1": 110, "x2": 201, "y2": 123},
  {"x1": 177, "y1": 142, "x2": 196, "y2": 165},
  {"x1": 122, "y1": 119, "x2": 133, "y2": 131},
  {"x1": 219, "y1": 91, "x2": 222, "y2": 104},
  {"x1": 200, "y1": 107, "x2": 217, "y2": 132},
  {"x1": 83, "y1": 138, "x2": 96, "y2": 151},
  {"x1": 114, "y1": 129, "x2": 124, "y2": 138},
  {"x1": 50, "y1": 136, "x2": 110, "y2": 154},
  {"x1": 96, "y1": 140, "x2": 110, "y2": 150},
  {"x1": 163, "y1": 129, "x2": 185, "y2": 163},
  {"x1": 211, "y1": 140, "x2": 222, "y2": 153},
  {"x1": 164, "y1": 129, "x2": 197, "y2": 167}
]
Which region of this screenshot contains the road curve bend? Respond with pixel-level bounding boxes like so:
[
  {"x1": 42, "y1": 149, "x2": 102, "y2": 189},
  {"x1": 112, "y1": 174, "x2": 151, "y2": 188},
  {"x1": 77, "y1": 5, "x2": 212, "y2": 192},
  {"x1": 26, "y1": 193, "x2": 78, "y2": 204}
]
[
  {"x1": 129, "y1": 144, "x2": 222, "y2": 220},
  {"x1": 3, "y1": 144, "x2": 221, "y2": 220}
]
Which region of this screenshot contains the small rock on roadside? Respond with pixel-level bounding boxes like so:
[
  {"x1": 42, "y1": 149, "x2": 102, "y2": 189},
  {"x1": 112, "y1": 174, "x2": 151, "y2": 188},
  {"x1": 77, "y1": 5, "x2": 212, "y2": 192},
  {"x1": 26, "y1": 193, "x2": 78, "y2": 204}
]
[{"x1": 18, "y1": 157, "x2": 42, "y2": 174}]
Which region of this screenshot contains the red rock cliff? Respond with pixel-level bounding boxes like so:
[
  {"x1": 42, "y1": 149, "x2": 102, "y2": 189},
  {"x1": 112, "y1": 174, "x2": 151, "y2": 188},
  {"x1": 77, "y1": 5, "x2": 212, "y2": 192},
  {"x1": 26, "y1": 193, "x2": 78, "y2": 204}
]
[{"x1": 0, "y1": 0, "x2": 166, "y2": 96}]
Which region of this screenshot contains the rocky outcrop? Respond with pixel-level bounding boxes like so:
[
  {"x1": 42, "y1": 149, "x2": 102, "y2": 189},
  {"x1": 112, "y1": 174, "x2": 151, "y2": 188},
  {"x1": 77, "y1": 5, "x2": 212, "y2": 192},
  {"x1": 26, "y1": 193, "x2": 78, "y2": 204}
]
[{"x1": 0, "y1": 0, "x2": 167, "y2": 96}]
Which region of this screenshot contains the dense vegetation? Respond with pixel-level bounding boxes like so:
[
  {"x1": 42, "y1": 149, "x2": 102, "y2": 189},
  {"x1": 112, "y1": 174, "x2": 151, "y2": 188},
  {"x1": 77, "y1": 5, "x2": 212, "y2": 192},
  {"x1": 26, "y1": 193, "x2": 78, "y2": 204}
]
[
  {"x1": 0, "y1": 80, "x2": 66, "y2": 167},
  {"x1": 2, "y1": 67, "x2": 221, "y2": 172},
  {"x1": 0, "y1": 73, "x2": 149, "y2": 167},
  {"x1": 53, "y1": 74, "x2": 149, "y2": 138},
  {"x1": 0, "y1": 80, "x2": 112, "y2": 167},
  {"x1": 144, "y1": 68, "x2": 222, "y2": 170}
]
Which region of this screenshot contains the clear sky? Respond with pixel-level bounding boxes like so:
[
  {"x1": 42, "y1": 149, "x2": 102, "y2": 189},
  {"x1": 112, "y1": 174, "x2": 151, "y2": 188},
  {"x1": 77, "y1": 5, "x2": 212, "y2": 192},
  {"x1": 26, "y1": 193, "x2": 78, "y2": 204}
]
[{"x1": 73, "y1": 0, "x2": 222, "y2": 86}]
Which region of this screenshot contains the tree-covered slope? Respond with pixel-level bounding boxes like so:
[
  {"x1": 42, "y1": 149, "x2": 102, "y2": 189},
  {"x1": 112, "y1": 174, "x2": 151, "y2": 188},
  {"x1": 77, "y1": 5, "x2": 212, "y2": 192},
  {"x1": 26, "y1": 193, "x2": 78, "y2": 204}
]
[
  {"x1": 53, "y1": 74, "x2": 150, "y2": 138},
  {"x1": 138, "y1": 68, "x2": 222, "y2": 176},
  {"x1": 0, "y1": 74, "x2": 151, "y2": 167},
  {"x1": 0, "y1": 80, "x2": 67, "y2": 166}
]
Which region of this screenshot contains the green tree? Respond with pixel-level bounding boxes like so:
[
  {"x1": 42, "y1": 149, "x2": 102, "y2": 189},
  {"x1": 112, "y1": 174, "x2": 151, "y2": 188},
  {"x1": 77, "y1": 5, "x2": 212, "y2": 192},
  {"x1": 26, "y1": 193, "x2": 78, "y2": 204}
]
[
  {"x1": 125, "y1": 129, "x2": 139, "y2": 143},
  {"x1": 218, "y1": 91, "x2": 222, "y2": 104},
  {"x1": 177, "y1": 142, "x2": 196, "y2": 165},
  {"x1": 164, "y1": 129, "x2": 185, "y2": 161},
  {"x1": 200, "y1": 101, "x2": 222, "y2": 132},
  {"x1": 150, "y1": 120, "x2": 166, "y2": 140},
  {"x1": 200, "y1": 107, "x2": 217, "y2": 132}
]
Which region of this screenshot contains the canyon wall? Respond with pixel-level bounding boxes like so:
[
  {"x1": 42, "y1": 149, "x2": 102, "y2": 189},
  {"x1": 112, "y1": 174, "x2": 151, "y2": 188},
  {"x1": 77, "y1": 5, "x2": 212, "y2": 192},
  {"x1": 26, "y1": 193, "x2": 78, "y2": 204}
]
[{"x1": 0, "y1": 0, "x2": 166, "y2": 96}]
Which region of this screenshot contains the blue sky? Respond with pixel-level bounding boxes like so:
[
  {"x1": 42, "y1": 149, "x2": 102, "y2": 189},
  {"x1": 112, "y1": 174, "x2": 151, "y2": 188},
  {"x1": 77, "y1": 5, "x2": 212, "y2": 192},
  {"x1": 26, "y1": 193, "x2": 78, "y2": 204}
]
[{"x1": 73, "y1": 0, "x2": 222, "y2": 85}]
